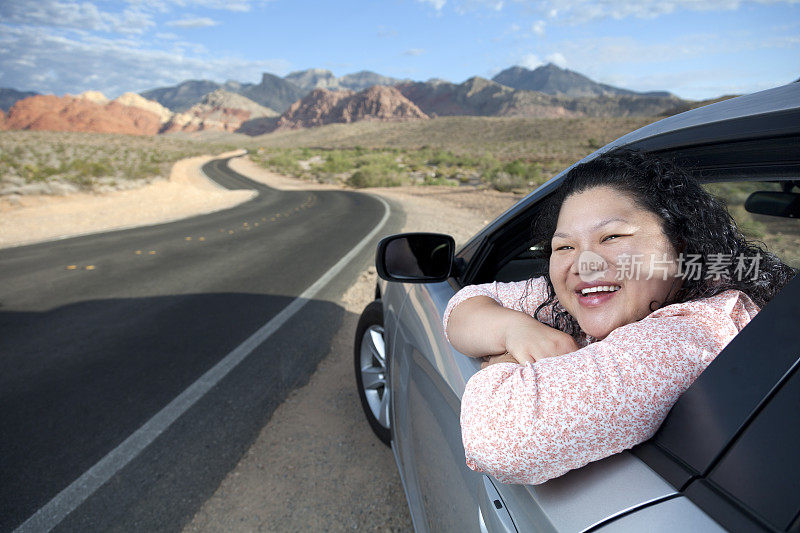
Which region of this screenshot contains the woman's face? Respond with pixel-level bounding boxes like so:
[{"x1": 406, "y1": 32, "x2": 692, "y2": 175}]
[{"x1": 549, "y1": 185, "x2": 681, "y2": 340}]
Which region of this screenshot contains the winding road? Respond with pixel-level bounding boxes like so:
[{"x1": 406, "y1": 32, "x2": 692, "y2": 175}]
[{"x1": 0, "y1": 156, "x2": 403, "y2": 532}]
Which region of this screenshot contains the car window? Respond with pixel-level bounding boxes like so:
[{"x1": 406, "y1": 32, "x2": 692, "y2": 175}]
[
  {"x1": 703, "y1": 180, "x2": 800, "y2": 269},
  {"x1": 489, "y1": 180, "x2": 800, "y2": 284}
]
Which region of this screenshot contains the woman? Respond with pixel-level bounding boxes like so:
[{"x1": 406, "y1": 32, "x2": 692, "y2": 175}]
[{"x1": 444, "y1": 149, "x2": 794, "y2": 485}]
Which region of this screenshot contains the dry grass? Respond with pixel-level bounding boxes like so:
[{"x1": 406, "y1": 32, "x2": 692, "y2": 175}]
[
  {"x1": 0, "y1": 130, "x2": 242, "y2": 194},
  {"x1": 253, "y1": 116, "x2": 658, "y2": 172}
]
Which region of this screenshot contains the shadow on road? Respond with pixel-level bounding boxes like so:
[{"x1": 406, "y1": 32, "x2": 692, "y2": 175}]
[{"x1": 1, "y1": 293, "x2": 350, "y2": 532}]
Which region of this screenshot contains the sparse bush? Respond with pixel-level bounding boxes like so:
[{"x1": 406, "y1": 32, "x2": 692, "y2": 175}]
[
  {"x1": 486, "y1": 171, "x2": 528, "y2": 192},
  {"x1": 266, "y1": 151, "x2": 302, "y2": 175},
  {"x1": 0, "y1": 130, "x2": 239, "y2": 193},
  {"x1": 347, "y1": 164, "x2": 403, "y2": 188},
  {"x1": 321, "y1": 150, "x2": 354, "y2": 173}
]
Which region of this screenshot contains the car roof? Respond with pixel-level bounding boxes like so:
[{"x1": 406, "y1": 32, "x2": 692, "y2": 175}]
[{"x1": 607, "y1": 82, "x2": 800, "y2": 152}]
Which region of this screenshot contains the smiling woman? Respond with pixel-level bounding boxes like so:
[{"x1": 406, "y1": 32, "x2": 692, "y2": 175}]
[{"x1": 444, "y1": 149, "x2": 796, "y2": 484}]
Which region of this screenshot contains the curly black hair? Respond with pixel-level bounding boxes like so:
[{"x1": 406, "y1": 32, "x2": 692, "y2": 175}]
[{"x1": 527, "y1": 149, "x2": 796, "y2": 337}]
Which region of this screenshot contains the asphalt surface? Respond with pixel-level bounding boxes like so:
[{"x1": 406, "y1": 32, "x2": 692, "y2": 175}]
[{"x1": 0, "y1": 156, "x2": 403, "y2": 532}]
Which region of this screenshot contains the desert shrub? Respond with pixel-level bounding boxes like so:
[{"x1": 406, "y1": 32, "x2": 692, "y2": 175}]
[
  {"x1": 481, "y1": 159, "x2": 544, "y2": 191},
  {"x1": 347, "y1": 163, "x2": 403, "y2": 188},
  {"x1": 486, "y1": 171, "x2": 528, "y2": 192},
  {"x1": 320, "y1": 150, "x2": 355, "y2": 173},
  {"x1": 422, "y1": 172, "x2": 459, "y2": 186},
  {"x1": 266, "y1": 151, "x2": 302, "y2": 175}
]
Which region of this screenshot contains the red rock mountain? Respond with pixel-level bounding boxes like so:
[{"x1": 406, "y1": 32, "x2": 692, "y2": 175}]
[
  {"x1": 2, "y1": 94, "x2": 162, "y2": 135},
  {"x1": 276, "y1": 85, "x2": 428, "y2": 130},
  {"x1": 162, "y1": 89, "x2": 278, "y2": 133}
]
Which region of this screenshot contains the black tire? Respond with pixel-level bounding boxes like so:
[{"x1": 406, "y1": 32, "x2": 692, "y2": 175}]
[{"x1": 354, "y1": 300, "x2": 391, "y2": 446}]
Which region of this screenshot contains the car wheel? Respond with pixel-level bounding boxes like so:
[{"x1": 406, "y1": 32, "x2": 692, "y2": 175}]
[{"x1": 354, "y1": 300, "x2": 391, "y2": 446}]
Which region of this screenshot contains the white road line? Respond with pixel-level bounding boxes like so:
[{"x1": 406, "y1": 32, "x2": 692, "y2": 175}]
[{"x1": 14, "y1": 193, "x2": 391, "y2": 533}]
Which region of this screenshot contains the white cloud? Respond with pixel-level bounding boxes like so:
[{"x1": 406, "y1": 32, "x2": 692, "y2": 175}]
[
  {"x1": 0, "y1": 0, "x2": 154, "y2": 34},
  {"x1": 546, "y1": 52, "x2": 567, "y2": 67},
  {"x1": 531, "y1": 20, "x2": 545, "y2": 36},
  {"x1": 520, "y1": 53, "x2": 542, "y2": 69},
  {"x1": 403, "y1": 48, "x2": 426, "y2": 56},
  {"x1": 0, "y1": 23, "x2": 290, "y2": 97},
  {"x1": 418, "y1": 0, "x2": 446, "y2": 10},
  {"x1": 127, "y1": 0, "x2": 273, "y2": 13},
  {"x1": 513, "y1": 0, "x2": 800, "y2": 25},
  {"x1": 167, "y1": 17, "x2": 219, "y2": 28}
]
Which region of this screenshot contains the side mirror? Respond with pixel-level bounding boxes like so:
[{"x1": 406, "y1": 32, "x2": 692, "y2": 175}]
[
  {"x1": 376, "y1": 233, "x2": 455, "y2": 283},
  {"x1": 745, "y1": 191, "x2": 800, "y2": 218}
]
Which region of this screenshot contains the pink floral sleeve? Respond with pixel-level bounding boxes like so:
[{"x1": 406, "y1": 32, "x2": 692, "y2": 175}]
[
  {"x1": 442, "y1": 277, "x2": 552, "y2": 343},
  {"x1": 459, "y1": 289, "x2": 759, "y2": 485}
]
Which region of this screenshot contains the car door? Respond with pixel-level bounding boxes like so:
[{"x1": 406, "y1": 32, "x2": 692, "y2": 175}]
[
  {"x1": 392, "y1": 278, "x2": 481, "y2": 531},
  {"x1": 626, "y1": 272, "x2": 800, "y2": 532}
]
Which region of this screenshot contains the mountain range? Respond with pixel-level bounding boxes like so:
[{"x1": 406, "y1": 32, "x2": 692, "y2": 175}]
[
  {"x1": 1, "y1": 64, "x2": 734, "y2": 136},
  {"x1": 492, "y1": 64, "x2": 671, "y2": 98}
]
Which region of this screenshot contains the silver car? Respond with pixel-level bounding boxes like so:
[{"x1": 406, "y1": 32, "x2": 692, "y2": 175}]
[{"x1": 355, "y1": 83, "x2": 800, "y2": 532}]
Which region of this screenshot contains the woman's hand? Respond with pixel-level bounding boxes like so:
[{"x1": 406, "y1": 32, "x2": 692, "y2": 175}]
[
  {"x1": 501, "y1": 315, "x2": 580, "y2": 364},
  {"x1": 447, "y1": 296, "x2": 580, "y2": 364}
]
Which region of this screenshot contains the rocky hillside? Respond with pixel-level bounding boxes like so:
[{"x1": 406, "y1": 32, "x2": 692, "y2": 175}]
[
  {"x1": 285, "y1": 69, "x2": 405, "y2": 92},
  {"x1": 0, "y1": 88, "x2": 39, "y2": 112},
  {"x1": 493, "y1": 63, "x2": 672, "y2": 98},
  {"x1": 284, "y1": 69, "x2": 340, "y2": 92},
  {"x1": 115, "y1": 92, "x2": 173, "y2": 124},
  {"x1": 1, "y1": 93, "x2": 162, "y2": 135},
  {"x1": 0, "y1": 89, "x2": 282, "y2": 135},
  {"x1": 140, "y1": 80, "x2": 222, "y2": 112},
  {"x1": 274, "y1": 85, "x2": 428, "y2": 130},
  {"x1": 233, "y1": 73, "x2": 305, "y2": 114},
  {"x1": 162, "y1": 89, "x2": 277, "y2": 133},
  {"x1": 397, "y1": 75, "x2": 682, "y2": 118},
  {"x1": 142, "y1": 74, "x2": 303, "y2": 114},
  {"x1": 397, "y1": 77, "x2": 578, "y2": 117}
]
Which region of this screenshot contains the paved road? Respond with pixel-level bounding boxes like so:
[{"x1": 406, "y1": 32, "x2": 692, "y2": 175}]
[{"x1": 0, "y1": 157, "x2": 403, "y2": 532}]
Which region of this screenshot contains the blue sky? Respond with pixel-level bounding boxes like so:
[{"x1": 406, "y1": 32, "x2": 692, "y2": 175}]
[{"x1": 1, "y1": 0, "x2": 797, "y2": 100}]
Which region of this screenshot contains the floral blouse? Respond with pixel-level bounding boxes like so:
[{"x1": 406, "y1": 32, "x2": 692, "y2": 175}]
[{"x1": 443, "y1": 277, "x2": 759, "y2": 485}]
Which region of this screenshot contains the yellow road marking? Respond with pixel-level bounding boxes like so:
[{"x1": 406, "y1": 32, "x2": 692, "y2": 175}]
[
  {"x1": 66, "y1": 265, "x2": 77, "y2": 270},
  {"x1": 149, "y1": 251, "x2": 156, "y2": 255},
  {"x1": 228, "y1": 230, "x2": 234, "y2": 234},
  {"x1": 199, "y1": 236, "x2": 205, "y2": 241},
  {"x1": 185, "y1": 237, "x2": 192, "y2": 241},
  {"x1": 135, "y1": 250, "x2": 142, "y2": 255},
  {"x1": 85, "y1": 265, "x2": 96, "y2": 270}
]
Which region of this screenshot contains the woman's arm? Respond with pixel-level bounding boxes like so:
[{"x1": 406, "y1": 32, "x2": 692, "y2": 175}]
[
  {"x1": 460, "y1": 290, "x2": 757, "y2": 485},
  {"x1": 443, "y1": 278, "x2": 578, "y2": 364},
  {"x1": 447, "y1": 296, "x2": 578, "y2": 363}
]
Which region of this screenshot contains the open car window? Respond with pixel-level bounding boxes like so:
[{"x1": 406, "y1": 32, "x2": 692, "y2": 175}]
[{"x1": 703, "y1": 180, "x2": 800, "y2": 270}]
